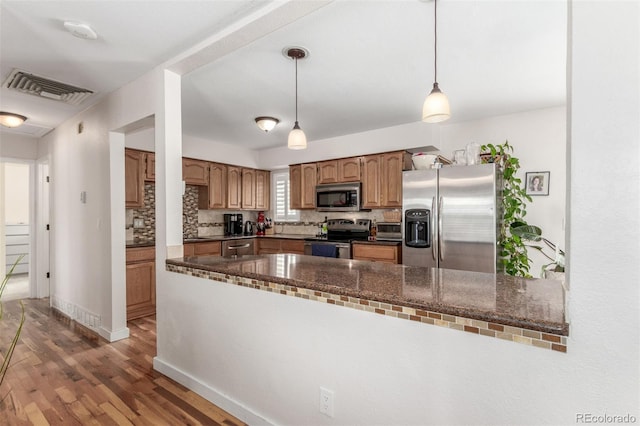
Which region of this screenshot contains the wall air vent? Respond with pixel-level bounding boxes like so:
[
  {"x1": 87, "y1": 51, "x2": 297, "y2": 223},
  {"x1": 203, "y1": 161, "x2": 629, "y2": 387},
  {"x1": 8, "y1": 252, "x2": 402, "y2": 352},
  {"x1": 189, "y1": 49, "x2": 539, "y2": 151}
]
[{"x1": 3, "y1": 69, "x2": 93, "y2": 105}]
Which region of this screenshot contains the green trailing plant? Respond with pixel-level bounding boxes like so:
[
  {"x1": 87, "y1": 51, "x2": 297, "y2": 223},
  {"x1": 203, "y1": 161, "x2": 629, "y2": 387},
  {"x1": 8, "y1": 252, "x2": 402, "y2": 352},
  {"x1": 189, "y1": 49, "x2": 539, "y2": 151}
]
[
  {"x1": 510, "y1": 223, "x2": 565, "y2": 276},
  {"x1": 481, "y1": 141, "x2": 533, "y2": 277},
  {"x1": 0, "y1": 255, "x2": 25, "y2": 389}
]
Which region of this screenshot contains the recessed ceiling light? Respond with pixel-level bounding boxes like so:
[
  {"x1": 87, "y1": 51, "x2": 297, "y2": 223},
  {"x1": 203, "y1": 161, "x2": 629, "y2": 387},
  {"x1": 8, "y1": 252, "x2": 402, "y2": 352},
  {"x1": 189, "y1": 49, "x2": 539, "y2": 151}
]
[{"x1": 63, "y1": 21, "x2": 98, "y2": 40}]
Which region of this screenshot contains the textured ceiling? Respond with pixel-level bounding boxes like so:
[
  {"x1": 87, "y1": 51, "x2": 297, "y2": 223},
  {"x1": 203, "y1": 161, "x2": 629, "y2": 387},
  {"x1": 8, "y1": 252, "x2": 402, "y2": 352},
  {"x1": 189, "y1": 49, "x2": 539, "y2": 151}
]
[{"x1": 0, "y1": 1, "x2": 567, "y2": 149}]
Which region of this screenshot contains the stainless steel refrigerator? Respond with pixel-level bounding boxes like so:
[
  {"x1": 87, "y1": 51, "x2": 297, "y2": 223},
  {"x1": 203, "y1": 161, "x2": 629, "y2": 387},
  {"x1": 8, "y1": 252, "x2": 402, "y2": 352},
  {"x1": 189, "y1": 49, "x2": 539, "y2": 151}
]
[{"x1": 402, "y1": 164, "x2": 500, "y2": 273}]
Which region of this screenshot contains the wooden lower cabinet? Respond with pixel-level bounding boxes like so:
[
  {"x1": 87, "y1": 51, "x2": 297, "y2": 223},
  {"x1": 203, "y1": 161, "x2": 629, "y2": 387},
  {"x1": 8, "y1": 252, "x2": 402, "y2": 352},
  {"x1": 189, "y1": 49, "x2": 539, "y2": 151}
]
[
  {"x1": 126, "y1": 247, "x2": 156, "y2": 320},
  {"x1": 194, "y1": 241, "x2": 222, "y2": 256},
  {"x1": 352, "y1": 242, "x2": 402, "y2": 264},
  {"x1": 184, "y1": 241, "x2": 221, "y2": 257},
  {"x1": 257, "y1": 238, "x2": 305, "y2": 255}
]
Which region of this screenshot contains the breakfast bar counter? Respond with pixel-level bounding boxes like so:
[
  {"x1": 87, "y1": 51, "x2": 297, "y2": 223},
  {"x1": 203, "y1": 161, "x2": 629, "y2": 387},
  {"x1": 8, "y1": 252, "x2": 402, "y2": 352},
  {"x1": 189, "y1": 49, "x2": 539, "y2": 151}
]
[{"x1": 166, "y1": 253, "x2": 568, "y2": 352}]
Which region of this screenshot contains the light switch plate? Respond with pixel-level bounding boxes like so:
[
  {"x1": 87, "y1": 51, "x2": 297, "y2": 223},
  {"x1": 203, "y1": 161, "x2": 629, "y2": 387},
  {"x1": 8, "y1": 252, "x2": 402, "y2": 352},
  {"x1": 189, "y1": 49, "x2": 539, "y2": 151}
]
[{"x1": 133, "y1": 218, "x2": 144, "y2": 229}]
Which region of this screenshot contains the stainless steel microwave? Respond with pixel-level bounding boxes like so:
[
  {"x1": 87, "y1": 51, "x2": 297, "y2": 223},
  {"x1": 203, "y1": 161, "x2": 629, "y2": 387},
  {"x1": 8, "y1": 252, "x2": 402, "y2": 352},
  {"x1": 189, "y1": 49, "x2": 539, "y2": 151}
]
[{"x1": 316, "y1": 183, "x2": 361, "y2": 212}]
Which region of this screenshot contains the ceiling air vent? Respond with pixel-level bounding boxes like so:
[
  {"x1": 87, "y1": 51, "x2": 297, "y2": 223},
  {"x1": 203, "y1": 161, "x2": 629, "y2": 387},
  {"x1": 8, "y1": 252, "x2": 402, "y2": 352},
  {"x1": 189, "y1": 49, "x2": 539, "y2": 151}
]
[{"x1": 3, "y1": 69, "x2": 93, "y2": 105}]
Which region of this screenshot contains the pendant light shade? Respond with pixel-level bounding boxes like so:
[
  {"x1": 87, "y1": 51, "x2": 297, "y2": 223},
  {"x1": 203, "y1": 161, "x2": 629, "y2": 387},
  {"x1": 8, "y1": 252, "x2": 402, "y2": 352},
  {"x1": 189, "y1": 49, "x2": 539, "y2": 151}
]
[
  {"x1": 0, "y1": 112, "x2": 27, "y2": 128},
  {"x1": 287, "y1": 121, "x2": 307, "y2": 149},
  {"x1": 422, "y1": 83, "x2": 450, "y2": 123},
  {"x1": 286, "y1": 47, "x2": 308, "y2": 150},
  {"x1": 422, "y1": 0, "x2": 450, "y2": 123}
]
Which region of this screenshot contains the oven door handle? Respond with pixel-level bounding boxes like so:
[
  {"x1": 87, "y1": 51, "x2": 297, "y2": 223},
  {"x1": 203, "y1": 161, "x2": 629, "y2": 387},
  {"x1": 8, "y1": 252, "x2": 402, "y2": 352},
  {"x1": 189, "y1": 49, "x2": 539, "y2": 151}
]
[{"x1": 227, "y1": 243, "x2": 251, "y2": 250}]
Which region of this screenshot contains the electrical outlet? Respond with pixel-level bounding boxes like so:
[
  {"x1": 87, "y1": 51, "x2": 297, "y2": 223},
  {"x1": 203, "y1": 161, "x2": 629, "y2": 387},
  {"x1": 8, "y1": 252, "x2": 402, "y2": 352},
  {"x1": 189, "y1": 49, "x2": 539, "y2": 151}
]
[
  {"x1": 133, "y1": 218, "x2": 144, "y2": 229},
  {"x1": 319, "y1": 387, "x2": 334, "y2": 417}
]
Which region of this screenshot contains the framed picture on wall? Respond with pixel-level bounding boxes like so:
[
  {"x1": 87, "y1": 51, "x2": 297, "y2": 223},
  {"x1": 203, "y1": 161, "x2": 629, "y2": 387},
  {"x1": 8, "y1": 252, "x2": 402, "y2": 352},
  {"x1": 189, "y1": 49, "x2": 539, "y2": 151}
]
[{"x1": 525, "y1": 171, "x2": 550, "y2": 196}]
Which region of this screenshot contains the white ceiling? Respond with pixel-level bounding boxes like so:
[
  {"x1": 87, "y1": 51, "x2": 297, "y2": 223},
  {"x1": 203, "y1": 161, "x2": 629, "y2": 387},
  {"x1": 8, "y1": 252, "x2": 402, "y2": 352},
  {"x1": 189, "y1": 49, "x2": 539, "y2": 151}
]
[{"x1": 0, "y1": 0, "x2": 566, "y2": 150}]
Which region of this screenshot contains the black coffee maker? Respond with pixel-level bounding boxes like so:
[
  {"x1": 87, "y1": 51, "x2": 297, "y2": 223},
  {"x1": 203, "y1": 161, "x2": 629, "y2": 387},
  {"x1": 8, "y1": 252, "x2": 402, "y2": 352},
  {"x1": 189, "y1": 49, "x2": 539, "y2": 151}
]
[{"x1": 223, "y1": 213, "x2": 243, "y2": 236}]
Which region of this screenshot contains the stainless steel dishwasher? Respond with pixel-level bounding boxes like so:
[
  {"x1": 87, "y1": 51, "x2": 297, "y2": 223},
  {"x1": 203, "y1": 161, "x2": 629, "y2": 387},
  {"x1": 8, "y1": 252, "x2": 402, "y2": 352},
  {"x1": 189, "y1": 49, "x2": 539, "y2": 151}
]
[{"x1": 222, "y1": 238, "x2": 255, "y2": 257}]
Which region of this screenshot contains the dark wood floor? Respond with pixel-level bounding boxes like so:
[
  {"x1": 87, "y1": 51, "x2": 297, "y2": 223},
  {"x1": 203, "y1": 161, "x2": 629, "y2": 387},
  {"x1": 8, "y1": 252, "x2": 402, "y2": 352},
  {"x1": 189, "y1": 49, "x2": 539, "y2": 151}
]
[{"x1": 0, "y1": 298, "x2": 246, "y2": 425}]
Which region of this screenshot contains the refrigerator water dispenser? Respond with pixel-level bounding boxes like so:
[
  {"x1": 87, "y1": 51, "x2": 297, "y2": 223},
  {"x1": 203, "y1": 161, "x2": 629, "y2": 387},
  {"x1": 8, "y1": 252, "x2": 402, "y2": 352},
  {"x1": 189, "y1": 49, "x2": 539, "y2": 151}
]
[{"x1": 405, "y1": 209, "x2": 431, "y2": 248}]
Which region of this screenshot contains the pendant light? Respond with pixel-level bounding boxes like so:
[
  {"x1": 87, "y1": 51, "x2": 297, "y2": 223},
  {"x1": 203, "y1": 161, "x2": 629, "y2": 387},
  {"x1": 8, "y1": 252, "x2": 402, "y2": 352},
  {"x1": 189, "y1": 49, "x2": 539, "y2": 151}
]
[
  {"x1": 422, "y1": 0, "x2": 450, "y2": 123},
  {"x1": 0, "y1": 112, "x2": 27, "y2": 128},
  {"x1": 286, "y1": 47, "x2": 308, "y2": 150}
]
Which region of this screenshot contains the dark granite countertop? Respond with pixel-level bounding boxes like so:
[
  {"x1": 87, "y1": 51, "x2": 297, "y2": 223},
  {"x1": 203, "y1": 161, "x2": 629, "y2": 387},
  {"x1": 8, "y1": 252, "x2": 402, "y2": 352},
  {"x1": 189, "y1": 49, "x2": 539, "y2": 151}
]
[
  {"x1": 352, "y1": 239, "x2": 402, "y2": 246},
  {"x1": 125, "y1": 240, "x2": 155, "y2": 248},
  {"x1": 166, "y1": 254, "x2": 568, "y2": 336},
  {"x1": 183, "y1": 233, "x2": 311, "y2": 243},
  {"x1": 127, "y1": 233, "x2": 312, "y2": 248}
]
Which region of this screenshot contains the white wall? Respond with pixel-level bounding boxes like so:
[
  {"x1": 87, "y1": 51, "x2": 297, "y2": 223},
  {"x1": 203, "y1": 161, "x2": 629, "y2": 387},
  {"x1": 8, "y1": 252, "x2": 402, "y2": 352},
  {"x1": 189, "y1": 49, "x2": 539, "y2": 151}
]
[
  {"x1": 257, "y1": 121, "x2": 439, "y2": 169},
  {"x1": 154, "y1": 2, "x2": 639, "y2": 425},
  {"x1": 42, "y1": 68, "x2": 163, "y2": 341},
  {"x1": 0, "y1": 133, "x2": 39, "y2": 160},
  {"x1": 125, "y1": 126, "x2": 155, "y2": 151},
  {"x1": 182, "y1": 134, "x2": 259, "y2": 169}
]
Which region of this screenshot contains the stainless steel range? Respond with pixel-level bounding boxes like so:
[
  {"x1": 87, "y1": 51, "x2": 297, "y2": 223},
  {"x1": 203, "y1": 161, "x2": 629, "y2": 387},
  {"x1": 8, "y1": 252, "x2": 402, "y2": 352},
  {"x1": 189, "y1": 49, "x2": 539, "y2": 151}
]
[{"x1": 303, "y1": 218, "x2": 371, "y2": 258}]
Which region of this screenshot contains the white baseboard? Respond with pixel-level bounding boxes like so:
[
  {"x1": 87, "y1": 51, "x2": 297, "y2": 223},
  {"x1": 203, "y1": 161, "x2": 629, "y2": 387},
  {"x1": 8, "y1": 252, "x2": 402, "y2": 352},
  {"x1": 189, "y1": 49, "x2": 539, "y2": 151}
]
[
  {"x1": 98, "y1": 326, "x2": 130, "y2": 342},
  {"x1": 153, "y1": 356, "x2": 274, "y2": 426},
  {"x1": 50, "y1": 295, "x2": 129, "y2": 342}
]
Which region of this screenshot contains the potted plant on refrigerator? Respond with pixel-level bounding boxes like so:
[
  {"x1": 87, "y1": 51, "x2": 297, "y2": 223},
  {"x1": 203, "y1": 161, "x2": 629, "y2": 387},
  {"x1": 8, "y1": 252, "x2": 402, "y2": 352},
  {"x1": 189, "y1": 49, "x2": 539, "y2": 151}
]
[{"x1": 481, "y1": 141, "x2": 533, "y2": 277}]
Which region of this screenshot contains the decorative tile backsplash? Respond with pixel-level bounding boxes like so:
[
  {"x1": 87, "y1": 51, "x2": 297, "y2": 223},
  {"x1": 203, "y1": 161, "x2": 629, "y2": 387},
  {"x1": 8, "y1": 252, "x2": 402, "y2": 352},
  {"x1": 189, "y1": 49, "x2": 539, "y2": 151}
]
[
  {"x1": 183, "y1": 185, "x2": 199, "y2": 239},
  {"x1": 127, "y1": 183, "x2": 156, "y2": 241},
  {"x1": 126, "y1": 183, "x2": 398, "y2": 239}
]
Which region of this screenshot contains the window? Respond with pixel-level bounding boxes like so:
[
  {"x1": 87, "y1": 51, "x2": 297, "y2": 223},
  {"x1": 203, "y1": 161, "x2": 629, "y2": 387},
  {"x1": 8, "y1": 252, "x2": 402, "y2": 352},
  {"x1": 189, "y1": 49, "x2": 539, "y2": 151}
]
[{"x1": 272, "y1": 170, "x2": 299, "y2": 222}]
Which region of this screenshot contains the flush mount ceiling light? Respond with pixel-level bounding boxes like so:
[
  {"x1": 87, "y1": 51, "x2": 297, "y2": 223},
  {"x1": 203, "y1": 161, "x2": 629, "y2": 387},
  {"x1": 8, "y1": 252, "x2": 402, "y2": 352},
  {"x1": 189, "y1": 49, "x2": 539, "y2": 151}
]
[
  {"x1": 63, "y1": 21, "x2": 98, "y2": 40},
  {"x1": 285, "y1": 47, "x2": 308, "y2": 150},
  {"x1": 422, "y1": 0, "x2": 451, "y2": 123},
  {"x1": 0, "y1": 112, "x2": 27, "y2": 128},
  {"x1": 254, "y1": 116, "x2": 279, "y2": 132}
]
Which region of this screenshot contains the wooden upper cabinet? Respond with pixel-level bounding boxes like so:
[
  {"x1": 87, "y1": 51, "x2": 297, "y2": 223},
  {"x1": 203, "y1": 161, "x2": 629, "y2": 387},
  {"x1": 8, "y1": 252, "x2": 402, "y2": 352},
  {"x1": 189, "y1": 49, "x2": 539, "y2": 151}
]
[
  {"x1": 255, "y1": 170, "x2": 270, "y2": 210},
  {"x1": 125, "y1": 149, "x2": 144, "y2": 208},
  {"x1": 361, "y1": 154, "x2": 381, "y2": 208},
  {"x1": 317, "y1": 160, "x2": 339, "y2": 184},
  {"x1": 317, "y1": 158, "x2": 361, "y2": 184},
  {"x1": 380, "y1": 151, "x2": 410, "y2": 207},
  {"x1": 198, "y1": 162, "x2": 227, "y2": 209},
  {"x1": 301, "y1": 163, "x2": 317, "y2": 208},
  {"x1": 182, "y1": 158, "x2": 209, "y2": 186},
  {"x1": 290, "y1": 165, "x2": 302, "y2": 209},
  {"x1": 241, "y1": 168, "x2": 256, "y2": 209},
  {"x1": 363, "y1": 151, "x2": 411, "y2": 208},
  {"x1": 338, "y1": 157, "x2": 361, "y2": 182},
  {"x1": 144, "y1": 152, "x2": 155, "y2": 181},
  {"x1": 289, "y1": 163, "x2": 317, "y2": 209},
  {"x1": 227, "y1": 166, "x2": 242, "y2": 209}
]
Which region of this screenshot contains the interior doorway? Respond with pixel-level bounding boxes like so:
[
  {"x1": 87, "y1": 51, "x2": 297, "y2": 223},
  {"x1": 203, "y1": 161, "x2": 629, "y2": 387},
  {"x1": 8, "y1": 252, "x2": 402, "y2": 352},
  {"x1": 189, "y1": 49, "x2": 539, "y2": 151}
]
[{"x1": 1, "y1": 161, "x2": 31, "y2": 301}]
